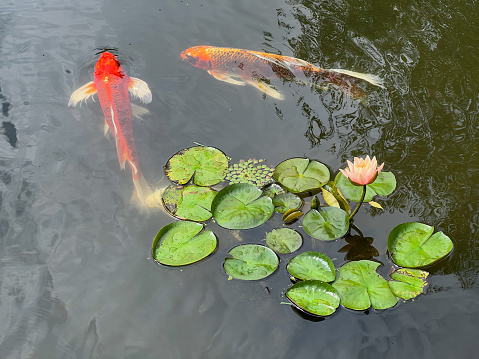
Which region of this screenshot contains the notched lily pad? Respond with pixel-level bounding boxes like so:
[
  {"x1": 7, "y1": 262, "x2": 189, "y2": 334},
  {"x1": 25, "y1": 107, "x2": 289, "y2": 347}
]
[
  {"x1": 302, "y1": 207, "x2": 349, "y2": 241},
  {"x1": 224, "y1": 244, "x2": 279, "y2": 280},
  {"x1": 389, "y1": 267, "x2": 429, "y2": 300},
  {"x1": 334, "y1": 171, "x2": 396, "y2": 202},
  {"x1": 273, "y1": 158, "x2": 330, "y2": 193},
  {"x1": 287, "y1": 251, "x2": 335, "y2": 282},
  {"x1": 387, "y1": 222, "x2": 453, "y2": 268},
  {"x1": 286, "y1": 280, "x2": 340, "y2": 316},
  {"x1": 162, "y1": 185, "x2": 217, "y2": 222},
  {"x1": 165, "y1": 146, "x2": 229, "y2": 186},
  {"x1": 211, "y1": 183, "x2": 274, "y2": 229},
  {"x1": 332, "y1": 260, "x2": 398, "y2": 310},
  {"x1": 152, "y1": 221, "x2": 217, "y2": 266},
  {"x1": 265, "y1": 228, "x2": 303, "y2": 254},
  {"x1": 272, "y1": 192, "x2": 303, "y2": 214}
]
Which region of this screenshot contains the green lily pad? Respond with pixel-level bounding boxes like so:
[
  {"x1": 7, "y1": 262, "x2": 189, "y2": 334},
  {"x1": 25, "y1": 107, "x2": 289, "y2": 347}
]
[
  {"x1": 273, "y1": 158, "x2": 330, "y2": 193},
  {"x1": 265, "y1": 228, "x2": 303, "y2": 254},
  {"x1": 262, "y1": 183, "x2": 285, "y2": 198},
  {"x1": 332, "y1": 260, "x2": 398, "y2": 310},
  {"x1": 389, "y1": 268, "x2": 429, "y2": 300},
  {"x1": 302, "y1": 207, "x2": 349, "y2": 241},
  {"x1": 152, "y1": 221, "x2": 217, "y2": 266},
  {"x1": 387, "y1": 222, "x2": 453, "y2": 268},
  {"x1": 165, "y1": 146, "x2": 229, "y2": 186},
  {"x1": 286, "y1": 280, "x2": 340, "y2": 316},
  {"x1": 287, "y1": 251, "x2": 336, "y2": 282},
  {"x1": 224, "y1": 244, "x2": 279, "y2": 280},
  {"x1": 272, "y1": 192, "x2": 303, "y2": 213},
  {"x1": 334, "y1": 171, "x2": 396, "y2": 202},
  {"x1": 211, "y1": 183, "x2": 274, "y2": 229},
  {"x1": 162, "y1": 185, "x2": 217, "y2": 222}
]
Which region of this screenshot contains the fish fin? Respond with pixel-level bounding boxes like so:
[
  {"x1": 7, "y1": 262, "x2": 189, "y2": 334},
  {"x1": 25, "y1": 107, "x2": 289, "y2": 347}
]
[
  {"x1": 130, "y1": 164, "x2": 153, "y2": 206},
  {"x1": 128, "y1": 77, "x2": 152, "y2": 104},
  {"x1": 208, "y1": 71, "x2": 246, "y2": 86},
  {"x1": 116, "y1": 139, "x2": 128, "y2": 170},
  {"x1": 244, "y1": 79, "x2": 285, "y2": 100},
  {"x1": 68, "y1": 81, "x2": 97, "y2": 107},
  {"x1": 104, "y1": 120, "x2": 109, "y2": 136},
  {"x1": 329, "y1": 69, "x2": 385, "y2": 89},
  {"x1": 131, "y1": 103, "x2": 150, "y2": 122}
]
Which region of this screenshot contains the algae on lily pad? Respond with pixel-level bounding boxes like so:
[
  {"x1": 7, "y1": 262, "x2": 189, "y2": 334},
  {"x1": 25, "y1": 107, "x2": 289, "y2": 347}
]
[
  {"x1": 162, "y1": 185, "x2": 217, "y2": 222},
  {"x1": 152, "y1": 221, "x2": 217, "y2": 266},
  {"x1": 211, "y1": 183, "x2": 274, "y2": 229},
  {"x1": 272, "y1": 192, "x2": 303, "y2": 214},
  {"x1": 332, "y1": 260, "x2": 398, "y2": 310},
  {"x1": 286, "y1": 280, "x2": 340, "y2": 316},
  {"x1": 334, "y1": 171, "x2": 396, "y2": 202},
  {"x1": 389, "y1": 267, "x2": 429, "y2": 300},
  {"x1": 287, "y1": 251, "x2": 336, "y2": 282},
  {"x1": 224, "y1": 244, "x2": 279, "y2": 280},
  {"x1": 302, "y1": 207, "x2": 349, "y2": 241},
  {"x1": 387, "y1": 222, "x2": 453, "y2": 268},
  {"x1": 273, "y1": 158, "x2": 330, "y2": 193},
  {"x1": 265, "y1": 228, "x2": 303, "y2": 254},
  {"x1": 165, "y1": 146, "x2": 229, "y2": 186}
]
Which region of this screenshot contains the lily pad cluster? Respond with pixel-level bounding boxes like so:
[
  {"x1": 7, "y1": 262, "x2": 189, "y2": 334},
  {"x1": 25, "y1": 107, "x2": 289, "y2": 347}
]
[{"x1": 152, "y1": 148, "x2": 454, "y2": 319}]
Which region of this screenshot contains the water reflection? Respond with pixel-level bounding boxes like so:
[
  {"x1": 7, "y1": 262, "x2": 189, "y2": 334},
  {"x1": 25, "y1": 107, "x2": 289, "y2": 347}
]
[{"x1": 338, "y1": 226, "x2": 379, "y2": 261}]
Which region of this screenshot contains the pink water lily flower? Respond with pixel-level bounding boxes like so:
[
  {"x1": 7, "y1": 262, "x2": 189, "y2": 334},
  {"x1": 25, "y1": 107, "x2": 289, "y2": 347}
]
[{"x1": 340, "y1": 156, "x2": 384, "y2": 186}]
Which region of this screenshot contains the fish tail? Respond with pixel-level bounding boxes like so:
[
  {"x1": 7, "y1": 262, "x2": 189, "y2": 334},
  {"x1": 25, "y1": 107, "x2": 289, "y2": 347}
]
[
  {"x1": 131, "y1": 168, "x2": 153, "y2": 207},
  {"x1": 328, "y1": 68, "x2": 385, "y2": 89}
]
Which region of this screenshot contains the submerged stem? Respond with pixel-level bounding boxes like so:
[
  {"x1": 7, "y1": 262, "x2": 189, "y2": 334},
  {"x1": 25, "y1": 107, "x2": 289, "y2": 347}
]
[{"x1": 349, "y1": 185, "x2": 367, "y2": 221}]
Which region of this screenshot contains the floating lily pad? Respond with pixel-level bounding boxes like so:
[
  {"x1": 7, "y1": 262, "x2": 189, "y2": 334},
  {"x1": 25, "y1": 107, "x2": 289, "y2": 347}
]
[
  {"x1": 272, "y1": 192, "x2": 303, "y2": 213},
  {"x1": 334, "y1": 171, "x2": 396, "y2": 202},
  {"x1": 152, "y1": 221, "x2": 217, "y2": 266},
  {"x1": 265, "y1": 228, "x2": 303, "y2": 254},
  {"x1": 165, "y1": 146, "x2": 229, "y2": 186},
  {"x1": 302, "y1": 207, "x2": 349, "y2": 241},
  {"x1": 211, "y1": 183, "x2": 274, "y2": 229},
  {"x1": 389, "y1": 267, "x2": 429, "y2": 300},
  {"x1": 273, "y1": 158, "x2": 330, "y2": 193},
  {"x1": 262, "y1": 183, "x2": 285, "y2": 198},
  {"x1": 332, "y1": 260, "x2": 398, "y2": 310},
  {"x1": 224, "y1": 244, "x2": 279, "y2": 280},
  {"x1": 286, "y1": 280, "x2": 340, "y2": 316},
  {"x1": 387, "y1": 222, "x2": 453, "y2": 268},
  {"x1": 162, "y1": 185, "x2": 217, "y2": 222},
  {"x1": 287, "y1": 251, "x2": 336, "y2": 282}
]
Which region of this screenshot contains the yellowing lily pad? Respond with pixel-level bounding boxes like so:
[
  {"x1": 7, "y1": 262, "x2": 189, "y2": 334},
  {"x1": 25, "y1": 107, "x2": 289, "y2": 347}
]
[
  {"x1": 165, "y1": 146, "x2": 229, "y2": 186},
  {"x1": 273, "y1": 158, "x2": 330, "y2": 193},
  {"x1": 286, "y1": 280, "x2": 340, "y2": 316},
  {"x1": 387, "y1": 222, "x2": 453, "y2": 268},
  {"x1": 152, "y1": 221, "x2": 217, "y2": 266},
  {"x1": 162, "y1": 185, "x2": 217, "y2": 222},
  {"x1": 389, "y1": 267, "x2": 429, "y2": 300},
  {"x1": 224, "y1": 244, "x2": 279, "y2": 280}
]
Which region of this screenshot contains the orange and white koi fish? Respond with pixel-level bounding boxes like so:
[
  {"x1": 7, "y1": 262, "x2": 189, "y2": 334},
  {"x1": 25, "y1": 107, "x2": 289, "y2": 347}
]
[
  {"x1": 181, "y1": 46, "x2": 384, "y2": 100},
  {"x1": 68, "y1": 52, "x2": 152, "y2": 204}
]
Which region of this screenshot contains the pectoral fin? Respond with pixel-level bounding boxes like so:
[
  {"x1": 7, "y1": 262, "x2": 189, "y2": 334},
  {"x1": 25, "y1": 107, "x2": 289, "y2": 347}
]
[
  {"x1": 68, "y1": 81, "x2": 97, "y2": 107},
  {"x1": 131, "y1": 103, "x2": 150, "y2": 122},
  {"x1": 208, "y1": 71, "x2": 246, "y2": 86},
  {"x1": 128, "y1": 77, "x2": 152, "y2": 104},
  {"x1": 244, "y1": 79, "x2": 285, "y2": 100}
]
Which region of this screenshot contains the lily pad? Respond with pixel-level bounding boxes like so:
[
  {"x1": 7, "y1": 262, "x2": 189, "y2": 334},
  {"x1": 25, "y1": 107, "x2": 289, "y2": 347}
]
[
  {"x1": 211, "y1": 183, "x2": 274, "y2": 229},
  {"x1": 286, "y1": 280, "x2": 340, "y2": 316},
  {"x1": 287, "y1": 251, "x2": 336, "y2": 282},
  {"x1": 262, "y1": 183, "x2": 285, "y2": 198},
  {"x1": 302, "y1": 207, "x2": 349, "y2": 241},
  {"x1": 321, "y1": 181, "x2": 350, "y2": 213},
  {"x1": 273, "y1": 158, "x2": 330, "y2": 193},
  {"x1": 224, "y1": 244, "x2": 279, "y2": 280},
  {"x1": 165, "y1": 146, "x2": 229, "y2": 186},
  {"x1": 152, "y1": 221, "x2": 217, "y2": 266},
  {"x1": 272, "y1": 192, "x2": 303, "y2": 213},
  {"x1": 332, "y1": 260, "x2": 398, "y2": 310},
  {"x1": 387, "y1": 222, "x2": 453, "y2": 268},
  {"x1": 162, "y1": 185, "x2": 217, "y2": 222},
  {"x1": 265, "y1": 228, "x2": 303, "y2": 254},
  {"x1": 334, "y1": 171, "x2": 396, "y2": 202},
  {"x1": 389, "y1": 267, "x2": 429, "y2": 300}
]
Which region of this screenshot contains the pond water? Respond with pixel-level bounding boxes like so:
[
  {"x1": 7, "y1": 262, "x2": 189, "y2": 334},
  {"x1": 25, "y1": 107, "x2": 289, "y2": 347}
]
[{"x1": 0, "y1": 0, "x2": 477, "y2": 358}]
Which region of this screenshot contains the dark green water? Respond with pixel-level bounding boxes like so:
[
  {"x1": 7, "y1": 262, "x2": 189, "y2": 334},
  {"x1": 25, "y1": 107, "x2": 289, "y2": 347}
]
[{"x1": 0, "y1": 0, "x2": 477, "y2": 358}]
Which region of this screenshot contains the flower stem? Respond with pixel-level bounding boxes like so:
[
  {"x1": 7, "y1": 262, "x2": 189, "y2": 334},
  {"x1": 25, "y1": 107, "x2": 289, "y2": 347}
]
[{"x1": 349, "y1": 185, "x2": 367, "y2": 221}]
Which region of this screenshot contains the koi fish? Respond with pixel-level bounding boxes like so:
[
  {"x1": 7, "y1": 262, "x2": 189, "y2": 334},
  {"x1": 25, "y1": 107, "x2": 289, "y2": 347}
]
[
  {"x1": 68, "y1": 52, "x2": 152, "y2": 204},
  {"x1": 181, "y1": 46, "x2": 384, "y2": 100}
]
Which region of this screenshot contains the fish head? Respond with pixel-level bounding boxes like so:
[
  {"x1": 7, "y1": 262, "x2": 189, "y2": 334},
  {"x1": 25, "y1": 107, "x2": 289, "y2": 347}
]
[
  {"x1": 94, "y1": 52, "x2": 125, "y2": 79},
  {"x1": 181, "y1": 46, "x2": 213, "y2": 69}
]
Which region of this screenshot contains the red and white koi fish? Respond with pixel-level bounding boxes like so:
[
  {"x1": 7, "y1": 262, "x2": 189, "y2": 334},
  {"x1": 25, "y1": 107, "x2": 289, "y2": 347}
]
[
  {"x1": 68, "y1": 52, "x2": 152, "y2": 204},
  {"x1": 181, "y1": 46, "x2": 384, "y2": 99}
]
